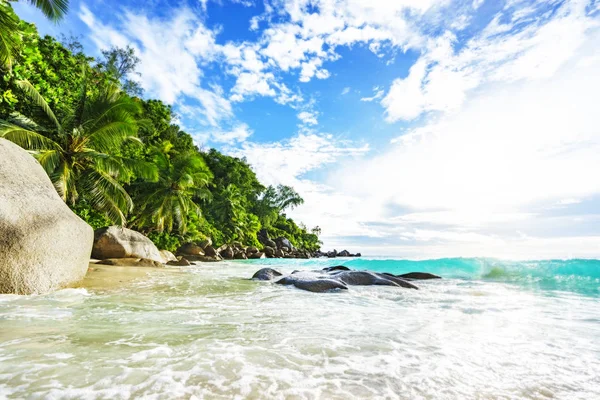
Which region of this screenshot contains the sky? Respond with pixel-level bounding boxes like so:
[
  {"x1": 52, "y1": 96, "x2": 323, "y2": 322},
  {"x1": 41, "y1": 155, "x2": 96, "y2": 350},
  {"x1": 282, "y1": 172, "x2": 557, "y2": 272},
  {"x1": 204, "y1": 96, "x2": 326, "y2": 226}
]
[{"x1": 14, "y1": 0, "x2": 600, "y2": 259}]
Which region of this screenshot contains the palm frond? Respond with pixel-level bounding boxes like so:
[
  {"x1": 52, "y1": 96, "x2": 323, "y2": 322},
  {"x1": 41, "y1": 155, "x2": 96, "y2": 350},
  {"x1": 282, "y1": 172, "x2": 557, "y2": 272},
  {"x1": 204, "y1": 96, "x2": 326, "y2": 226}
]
[
  {"x1": 36, "y1": 149, "x2": 62, "y2": 174},
  {"x1": 0, "y1": 120, "x2": 58, "y2": 150},
  {"x1": 7, "y1": 111, "x2": 53, "y2": 132},
  {"x1": 86, "y1": 121, "x2": 137, "y2": 151},
  {"x1": 0, "y1": 3, "x2": 20, "y2": 68},
  {"x1": 26, "y1": 0, "x2": 69, "y2": 21},
  {"x1": 16, "y1": 80, "x2": 61, "y2": 131},
  {"x1": 80, "y1": 170, "x2": 133, "y2": 225},
  {"x1": 50, "y1": 160, "x2": 77, "y2": 203}
]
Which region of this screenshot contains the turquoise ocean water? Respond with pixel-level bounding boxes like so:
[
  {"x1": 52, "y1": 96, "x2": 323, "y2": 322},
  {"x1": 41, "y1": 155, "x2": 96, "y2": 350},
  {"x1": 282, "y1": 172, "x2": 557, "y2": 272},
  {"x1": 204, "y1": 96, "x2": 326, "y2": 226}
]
[{"x1": 248, "y1": 257, "x2": 600, "y2": 296}]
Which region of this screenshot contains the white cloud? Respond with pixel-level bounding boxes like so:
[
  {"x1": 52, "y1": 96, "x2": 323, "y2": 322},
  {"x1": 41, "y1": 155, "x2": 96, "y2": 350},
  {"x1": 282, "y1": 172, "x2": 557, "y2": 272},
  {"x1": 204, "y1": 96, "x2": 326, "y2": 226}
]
[
  {"x1": 231, "y1": 132, "x2": 372, "y2": 236},
  {"x1": 360, "y1": 87, "x2": 385, "y2": 102},
  {"x1": 382, "y1": 1, "x2": 598, "y2": 122},
  {"x1": 234, "y1": 133, "x2": 369, "y2": 186},
  {"x1": 297, "y1": 111, "x2": 318, "y2": 125},
  {"x1": 316, "y1": 25, "x2": 600, "y2": 257},
  {"x1": 211, "y1": 123, "x2": 254, "y2": 143},
  {"x1": 341, "y1": 87, "x2": 351, "y2": 95},
  {"x1": 79, "y1": 5, "x2": 232, "y2": 127}
]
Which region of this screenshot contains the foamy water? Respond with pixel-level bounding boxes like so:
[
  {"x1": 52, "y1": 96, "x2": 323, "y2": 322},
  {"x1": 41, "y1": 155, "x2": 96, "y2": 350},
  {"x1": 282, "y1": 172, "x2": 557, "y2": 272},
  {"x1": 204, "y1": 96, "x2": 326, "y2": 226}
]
[{"x1": 1, "y1": 258, "x2": 599, "y2": 399}]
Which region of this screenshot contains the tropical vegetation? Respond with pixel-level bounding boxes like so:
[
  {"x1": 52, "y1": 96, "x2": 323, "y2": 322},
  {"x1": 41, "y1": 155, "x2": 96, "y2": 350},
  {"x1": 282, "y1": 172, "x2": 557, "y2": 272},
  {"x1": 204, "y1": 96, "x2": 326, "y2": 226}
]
[{"x1": 0, "y1": 4, "x2": 322, "y2": 252}]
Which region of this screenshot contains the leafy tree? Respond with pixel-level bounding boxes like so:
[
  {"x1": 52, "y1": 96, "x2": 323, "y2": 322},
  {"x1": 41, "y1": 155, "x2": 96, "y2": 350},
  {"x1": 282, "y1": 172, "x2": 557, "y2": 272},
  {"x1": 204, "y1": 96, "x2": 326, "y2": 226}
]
[
  {"x1": 254, "y1": 184, "x2": 304, "y2": 228},
  {"x1": 97, "y1": 45, "x2": 143, "y2": 97},
  {"x1": 1, "y1": 0, "x2": 69, "y2": 68},
  {"x1": 0, "y1": 79, "x2": 156, "y2": 224},
  {"x1": 132, "y1": 142, "x2": 213, "y2": 234}
]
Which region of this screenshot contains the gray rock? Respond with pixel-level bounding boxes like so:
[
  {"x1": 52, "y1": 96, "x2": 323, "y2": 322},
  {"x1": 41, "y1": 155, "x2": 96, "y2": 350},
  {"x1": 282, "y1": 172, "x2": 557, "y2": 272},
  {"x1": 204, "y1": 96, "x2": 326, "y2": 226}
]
[
  {"x1": 275, "y1": 237, "x2": 293, "y2": 250},
  {"x1": 276, "y1": 276, "x2": 348, "y2": 292},
  {"x1": 0, "y1": 139, "x2": 94, "y2": 294},
  {"x1": 167, "y1": 257, "x2": 191, "y2": 266},
  {"x1": 234, "y1": 251, "x2": 248, "y2": 260},
  {"x1": 322, "y1": 266, "x2": 351, "y2": 272},
  {"x1": 219, "y1": 245, "x2": 234, "y2": 259},
  {"x1": 204, "y1": 245, "x2": 217, "y2": 257},
  {"x1": 338, "y1": 250, "x2": 351, "y2": 257},
  {"x1": 263, "y1": 246, "x2": 275, "y2": 257},
  {"x1": 334, "y1": 271, "x2": 418, "y2": 289},
  {"x1": 96, "y1": 258, "x2": 164, "y2": 268},
  {"x1": 252, "y1": 268, "x2": 283, "y2": 280},
  {"x1": 249, "y1": 252, "x2": 266, "y2": 259},
  {"x1": 274, "y1": 248, "x2": 284, "y2": 258},
  {"x1": 250, "y1": 266, "x2": 426, "y2": 293},
  {"x1": 396, "y1": 272, "x2": 441, "y2": 280},
  {"x1": 92, "y1": 226, "x2": 163, "y2": 263},
  {"x1": 246, "y1": 246, "x2": 259, "y2": 255},
  {"x1": 176, "y1": 243, "x2": 205, "y2": 256}
]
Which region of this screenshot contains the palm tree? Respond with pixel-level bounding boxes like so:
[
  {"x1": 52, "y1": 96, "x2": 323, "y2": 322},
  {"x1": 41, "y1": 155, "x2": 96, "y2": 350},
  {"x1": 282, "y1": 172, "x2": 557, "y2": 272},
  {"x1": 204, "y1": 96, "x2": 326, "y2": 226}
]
[
  {"x1": 133, "y1": 142, "x2": 213, "y2": 234},
  {"x1": 0, "y1": 79, "x2": 157, "y2": 225},
  {"x1": 1, "y1": 0, "x2": 69, "y2": 67}
]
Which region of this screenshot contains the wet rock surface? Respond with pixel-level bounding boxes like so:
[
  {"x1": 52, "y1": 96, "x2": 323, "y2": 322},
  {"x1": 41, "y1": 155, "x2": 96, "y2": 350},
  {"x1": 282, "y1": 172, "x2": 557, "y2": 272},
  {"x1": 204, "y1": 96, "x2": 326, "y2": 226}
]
[{"x1": 251, "y1": 267, "x2": 441, "y2": 293}]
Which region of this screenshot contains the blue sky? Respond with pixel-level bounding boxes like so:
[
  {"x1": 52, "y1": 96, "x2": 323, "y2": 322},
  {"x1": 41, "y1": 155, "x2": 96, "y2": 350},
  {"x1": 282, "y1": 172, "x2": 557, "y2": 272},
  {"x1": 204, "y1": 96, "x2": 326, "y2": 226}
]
[{"x1": 14, "y1": 0, "x2": 600, "y2": 258}]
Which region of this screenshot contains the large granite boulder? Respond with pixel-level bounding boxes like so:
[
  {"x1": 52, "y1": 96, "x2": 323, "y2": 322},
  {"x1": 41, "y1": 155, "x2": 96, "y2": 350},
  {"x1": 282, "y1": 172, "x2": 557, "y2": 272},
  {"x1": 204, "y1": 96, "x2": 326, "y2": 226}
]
[
  {"x1": 92, "y1": 226, "x2": 163, "y2": 263},
  {"x1": 0, "y1": 139, "x2": 93, "y2": 294},
  {"x1": 250, "y1": 266, "x2": 438, "y2": 293}
]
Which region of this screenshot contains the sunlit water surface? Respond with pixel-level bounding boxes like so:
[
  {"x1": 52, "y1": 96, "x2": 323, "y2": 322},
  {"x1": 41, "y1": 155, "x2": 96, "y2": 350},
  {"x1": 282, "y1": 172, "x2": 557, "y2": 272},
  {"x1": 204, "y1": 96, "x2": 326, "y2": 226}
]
[{"x1": 1, "y1": 257, "x2": 599, "y2": 399}]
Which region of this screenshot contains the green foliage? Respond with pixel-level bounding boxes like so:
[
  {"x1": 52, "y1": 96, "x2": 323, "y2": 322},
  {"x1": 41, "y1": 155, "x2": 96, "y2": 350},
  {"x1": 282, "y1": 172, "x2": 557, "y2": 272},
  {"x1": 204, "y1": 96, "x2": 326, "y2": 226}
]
[
  {"x1": 0, "y1": 77, "x2": 157, "y2": 225},
  {"x1": 1, "y1": 0, "x2": 69, "y2": 69},
  {"x1": 132, "y1": 142, "x2": 212, "y2": 234},
  {"x1": 0, "y1": 2, "x2": 20, "y2": 69},
  {"x1": 97, "y1": 45, "x2": 143, "y2": 97},
  {"x1": 71, "y1": 200, "x2": 111, "y2": 230},
  {"x1": 0, "y1": 10, "x2": 322, "y2": 252},
  {"x1": 146, "y1": 231, "x2": 181, "y2": 253}
]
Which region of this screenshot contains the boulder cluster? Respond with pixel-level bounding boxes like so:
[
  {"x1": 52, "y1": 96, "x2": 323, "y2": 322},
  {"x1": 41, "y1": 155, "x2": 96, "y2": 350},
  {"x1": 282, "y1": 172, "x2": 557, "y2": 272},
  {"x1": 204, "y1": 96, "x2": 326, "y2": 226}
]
[
  {"x1": 314, "y1": 249, "x2": 362, "y2": 258},
  {"x1": 174, "y1": 230, "x2": 314, "y2": 264},
  {"x1": 90, "y1": 225, "x2": 363, "y2": 269},
  {"x1": 251, "y1": 266, "x2": 441, "y2": 293}
]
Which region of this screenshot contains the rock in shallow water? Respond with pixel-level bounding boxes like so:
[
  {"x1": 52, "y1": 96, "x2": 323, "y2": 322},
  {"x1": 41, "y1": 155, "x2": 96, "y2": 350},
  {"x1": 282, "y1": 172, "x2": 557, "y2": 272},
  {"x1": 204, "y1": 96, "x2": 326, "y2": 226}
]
[
  {"x1": 250, "y1": 267, "x2": 438, "y2": 293},
  {"x1": 252, "y1": 268, "x2": 283, "y2": 280}
]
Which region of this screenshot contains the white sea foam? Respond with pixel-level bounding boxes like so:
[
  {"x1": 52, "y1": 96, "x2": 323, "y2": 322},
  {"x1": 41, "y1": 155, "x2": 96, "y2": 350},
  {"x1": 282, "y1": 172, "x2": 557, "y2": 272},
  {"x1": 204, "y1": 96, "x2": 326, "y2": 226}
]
[{"x1": 0, "y1": 260, "x2": 599, "y2": 399}]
